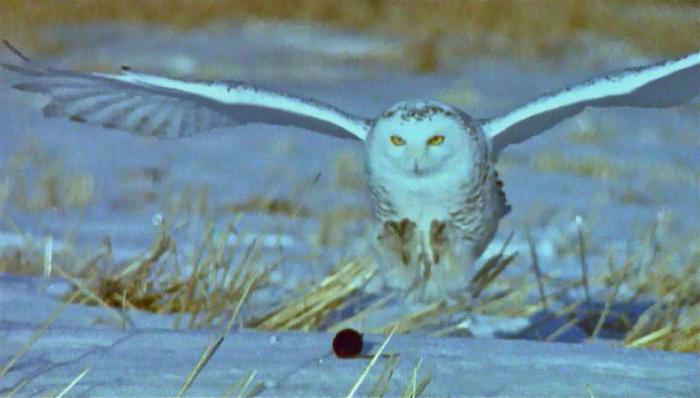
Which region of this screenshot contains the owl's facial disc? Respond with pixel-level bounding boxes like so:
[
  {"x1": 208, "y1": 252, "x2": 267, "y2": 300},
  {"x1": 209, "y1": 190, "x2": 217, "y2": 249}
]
[{"x1": 369, "y1": 100, "x2": 472, "y2": 176}]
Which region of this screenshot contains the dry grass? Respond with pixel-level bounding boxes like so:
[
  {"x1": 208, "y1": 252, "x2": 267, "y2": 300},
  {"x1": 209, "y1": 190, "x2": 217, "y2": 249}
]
[
  {"x1": 3, "y1": 140, "x2": 94, "y2": 211},
  {"x1": 221, "y1": 369, "x2": 262, "y2": 398},
  {"x1": 3, "y1": 207, "x2": 697, "y2": 353},
  {"x1": 176, "y1": 272, "x2": 258, "y2": 397},
  {"x1": 0, "y1": 178, "x2": 10, "y2": 210},
  {"x1": 365, "y1": 357, "x2": 431, "y2": 398},
  {"x1": 0, "y1": 143, "x2": 698, "y2": 355},
  {"x1": 0, "y1": 290, "x2": 82, "y2": 397},
  {"x1": 622, "y1": 240, "x2": 700, "y2": 352},
  {"x1": 566, "y1": 119, "x2": 609, "y2": 145},
  {"x1": 533, "y1": 152, "x2": 622, "y2": 180},
  {"x1": 367, "y1": 354, "x2": 400, "y2": 398},
  {"x1": 346, "y1": 325, "x2": 398, "y2": 398},
  {"x1": 0, "y1": 290, "x2": 80, "y2": 380},
  {"x1": 220, "y1": 197, "x2": 311, "y2": 218},
  {"x1": 36, "y1": 219, "x2": 271, "y2": 330},
  {"x1": 333, "y1": 152, "x2": 366, "y2": 193},
  {"x1": 2, "y1": 182, "x2": 698, "y2": 354},
  {"x1": 54, "y1": 365, "x2": 91, "y2": 398},
  {"x1": 400, "y1": 359, "x2": 431, "y2": 398},
  {"x1": 1, "y1": 0, "x2": 697, "y2": 64},
  {"x1": 250, "y1": 258, "x2": 376, "y2": 331}
]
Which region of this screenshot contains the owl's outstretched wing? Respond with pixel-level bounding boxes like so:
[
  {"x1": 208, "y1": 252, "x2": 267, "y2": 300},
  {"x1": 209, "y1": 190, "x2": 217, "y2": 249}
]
[
  {"x1": 1, "y1": 42, "x2": 370, "y2": 141},
  {"x1": 483, "y1": 51, "x2": 700, "y2": 156}
]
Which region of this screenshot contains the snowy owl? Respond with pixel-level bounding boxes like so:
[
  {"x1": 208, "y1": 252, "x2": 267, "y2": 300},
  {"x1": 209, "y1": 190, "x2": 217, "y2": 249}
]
[{"x1": 3, "y1": 41, "x2": 699, "y2": 301}]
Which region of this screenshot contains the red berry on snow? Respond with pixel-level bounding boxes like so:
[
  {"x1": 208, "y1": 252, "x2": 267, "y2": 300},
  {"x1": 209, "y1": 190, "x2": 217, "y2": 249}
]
[{"x1": 332, "y1": 328, "x2": 363, "y2": 358}]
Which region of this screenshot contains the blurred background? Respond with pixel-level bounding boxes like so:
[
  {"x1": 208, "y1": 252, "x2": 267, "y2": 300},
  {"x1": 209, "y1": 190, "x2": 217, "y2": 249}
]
[{"x1": 2, "y1": 0, "x2": 698, "y2": 73}]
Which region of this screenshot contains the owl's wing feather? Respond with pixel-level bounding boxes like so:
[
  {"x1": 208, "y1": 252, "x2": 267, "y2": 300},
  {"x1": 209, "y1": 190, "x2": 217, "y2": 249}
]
[
  {"x1": 2, "y1": 45, "x2": 370, "y2": 141},
  {"x1": 483, "y1": 51, "x2": 700, "y2": 155}
]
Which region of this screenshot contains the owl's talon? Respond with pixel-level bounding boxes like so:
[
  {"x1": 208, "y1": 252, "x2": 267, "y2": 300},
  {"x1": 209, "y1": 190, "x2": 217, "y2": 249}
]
[
  {"x1": 378, "y1": 218, "x2": 417, "y2": 266},
  {"x1": 392, "y1": 218, "x2": 415, "y2": 239}
]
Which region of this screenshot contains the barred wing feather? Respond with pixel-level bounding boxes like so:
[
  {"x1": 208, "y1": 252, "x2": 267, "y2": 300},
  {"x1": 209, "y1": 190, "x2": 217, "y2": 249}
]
[{"x1": 2, "y1": 61, "x2": 370, "y2": 141}]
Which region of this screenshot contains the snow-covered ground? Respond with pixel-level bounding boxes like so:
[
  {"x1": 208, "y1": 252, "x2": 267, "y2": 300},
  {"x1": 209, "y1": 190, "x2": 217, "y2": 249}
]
[
  {"x1": 1, "y1": 275, "x2": 697, "y2": 396},
  {"x1": 0, "y1": 22, "x2": 698, "y2": 396}
]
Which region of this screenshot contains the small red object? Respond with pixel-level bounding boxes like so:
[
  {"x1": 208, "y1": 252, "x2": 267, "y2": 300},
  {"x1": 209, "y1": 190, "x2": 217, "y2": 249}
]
[{"x1": 332, "y1": 328, "x2": 363, "y2": 358}]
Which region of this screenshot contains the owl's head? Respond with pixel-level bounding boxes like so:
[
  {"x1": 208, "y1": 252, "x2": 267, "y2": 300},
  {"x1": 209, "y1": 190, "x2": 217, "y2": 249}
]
[{"x1": 367, "y1": 100, "x2": 478, "y2": 176}]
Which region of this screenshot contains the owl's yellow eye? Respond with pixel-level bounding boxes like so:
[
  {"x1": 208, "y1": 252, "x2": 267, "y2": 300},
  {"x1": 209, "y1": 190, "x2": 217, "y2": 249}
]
[
  {"x1": 427, "y1": 135, "x2": 445, "y2": 146},
  {"x1": 390, "y1": 135, "x2": 406, "y2": 146}
]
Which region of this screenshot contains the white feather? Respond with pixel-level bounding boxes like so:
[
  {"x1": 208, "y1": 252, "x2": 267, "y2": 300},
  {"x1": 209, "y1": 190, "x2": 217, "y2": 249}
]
[{"x1": 483, "y1": 52, "x2": 700, "y2": 155}]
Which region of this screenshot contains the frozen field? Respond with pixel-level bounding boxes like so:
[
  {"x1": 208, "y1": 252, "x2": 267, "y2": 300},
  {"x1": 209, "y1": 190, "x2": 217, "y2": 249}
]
[
  {"x1": 1, "y1": 276, "x2": 696, "y2": 396},
  {"x1": 0, "y1": 22, "x2": 698, "y2": 396}
]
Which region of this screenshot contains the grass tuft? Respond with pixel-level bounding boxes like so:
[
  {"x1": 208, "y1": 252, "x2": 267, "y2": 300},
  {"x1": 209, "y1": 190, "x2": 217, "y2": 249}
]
[
  {"x1": 400, "y1": 359, "x2": 431, "y2": 398},
  {"x1": 622, "y1": 241, "x2": 700, "y2": 352},
  {"x1": 177, "y1": 274, "x2": 258, "y2": 397},
  {"x1": 53, "y1": 219, "x2": 270, "y2": 330},
  {"x1": 367, "y1": 354, "x2": 400, "y2": 398},
  {"x1": 346, "y1": 325, "x2": 398, "y2": 398},
  {"x1": 250, "y1": 258, "x2": 376, "y2": 331}
]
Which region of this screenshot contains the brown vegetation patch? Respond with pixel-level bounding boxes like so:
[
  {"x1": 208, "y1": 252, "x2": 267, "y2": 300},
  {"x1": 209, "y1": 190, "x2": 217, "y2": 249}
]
[{"x1": 1, "y1": 1, "x2": 697, "y2": 61}]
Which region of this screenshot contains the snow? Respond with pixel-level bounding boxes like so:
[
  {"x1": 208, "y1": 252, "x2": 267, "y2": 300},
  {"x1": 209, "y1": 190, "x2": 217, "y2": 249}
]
[{"x1": 1, "y1": 282, "x2": 697, "y2": 396}]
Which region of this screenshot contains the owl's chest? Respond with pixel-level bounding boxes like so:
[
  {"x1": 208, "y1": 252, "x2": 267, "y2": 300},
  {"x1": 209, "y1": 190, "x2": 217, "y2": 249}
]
[{"x1": 373, "y1": 166, "x2": 470, "y2": 225}]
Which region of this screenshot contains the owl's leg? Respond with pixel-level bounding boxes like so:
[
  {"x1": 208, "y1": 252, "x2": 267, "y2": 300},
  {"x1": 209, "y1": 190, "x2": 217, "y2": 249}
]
[
  {"x1": 423, "y1": 220, "x2": 474, "y2": 301},
  {"x1": 429, "y1": 220, "x2": 450, "y2": 264},
  {"x1": 377, "y1": 218, "x2": 416, "y2": 265},
  {"x1": 370, "y1": 218, "x2": 421, "y2": 295}
]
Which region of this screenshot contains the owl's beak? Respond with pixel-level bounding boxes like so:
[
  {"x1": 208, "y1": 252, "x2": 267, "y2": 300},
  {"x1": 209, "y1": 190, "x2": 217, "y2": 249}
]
[{"x1": 413, "y1": 160, "x2": 423, "y2": 175}]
